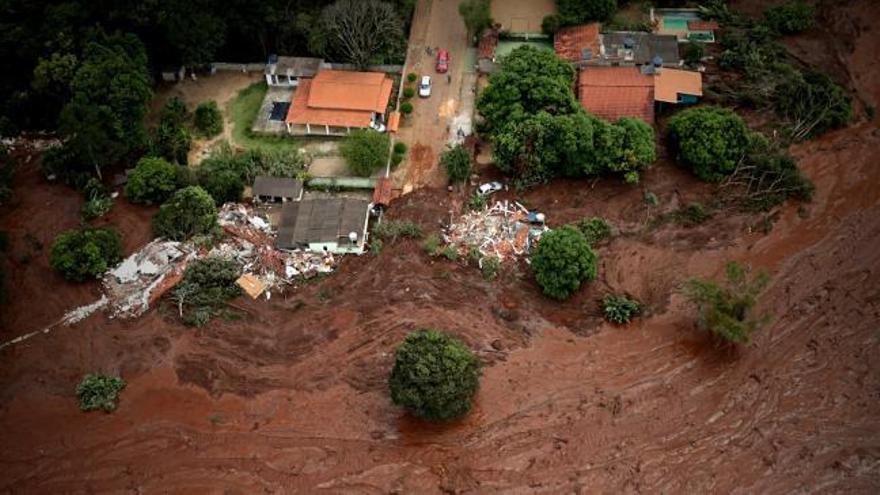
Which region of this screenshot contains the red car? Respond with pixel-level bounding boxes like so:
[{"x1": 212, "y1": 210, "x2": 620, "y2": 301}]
[{"x1": 436, "y1": 49, "x2": 449, "y2": 73}]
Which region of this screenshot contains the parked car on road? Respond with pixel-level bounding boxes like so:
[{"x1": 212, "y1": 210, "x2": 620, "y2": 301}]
[
  {"x1": 418, "y1": 75, "x2": 432, "y2": 97},
  {"x1": 436, "y1": 49, "x2": 449, "y2": 73},
  {"x1": 477, "y1": 181, "x2": 503, "y2": 196}
]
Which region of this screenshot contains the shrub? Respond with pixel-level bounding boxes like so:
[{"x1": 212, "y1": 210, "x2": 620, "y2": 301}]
[
  {"x1": 613, "y1": 117, "x2": 656, "y2": 182},
  {"x1": 682, "y1": 41, "x2": 705, "y2": 66},
  {"x1": 152, "y1": 186, "x2": 218, "y2": 241},
  {"x1": 340, "y1": 129, "x2": 390, "y2": 176},
  {"x1": 603, "y1": 294, "x2": 641, "y2": 324},
  {"x1": 667, "y1": 106, "x2": 752, "y2": 182},
  {"x1": 422, "y1": 234, "x2": 442, "y2": 256},
  {"x1": 389, "y1": 329, "x2": 481, "y2": 421},
  {"x1": 81, "y1": 194, "x2": 113, "y2": 221},
  {"x1": 481, "y1": 255, "x2": 500, "y2": 280},
  {"x1": 151, "y1": 120, "x2": 192, "y2": 165},
  {"x1": 737, "y1": 137, "x2": 814, "y2": 210},
  {"x1": 542, "y1": 14, "x2": 565, "y2": 35},
  {"x1": 683, "y1": 261, "x2": 771, "y2": 344},
  {"x1": 77, "y1": 374, "x2": 126, "y2": 412},
  {"x1": 441, "y1": 144, "x2": 471, "y2": 184},
  {"x1": 574, "y1": 217, "x2": 612, "y2": 245},
  {"x1": 374, "y1": 220, "x2": 423, "y2": 242},
  {"x1": 673, "y1": 202, "x2": 711, "y2": 227},
  {"x1": 125, "y1": 156, "x2": 181, "y2": 204},
  {"x1": 171, "y1": 257, "x2": 243, "y2": 327},
  {"x1": 193, "y1": 100, "x2": 224, "y2": 138},
  {"x1": 557, "y1": 0, "x2": 617, "y2": 24},
  {"x1": 403, "y1": 87, "x2": 416, "y2": 99},
  {"x1": 531, "y1": 226, "x2": 598, "y2": 300},
  {"x1": 391, "y1": 152, "x2": 405, "y2": 166},
  {"x1": 400, "y1": 101, "x2": 413, "y2": 115},
  {"x1": 393, "y1": 142, "x2": 408, "y2": 154},
  {"x1": 764, "y1": 0, "x2": 814, "y2": 35},
  {"x1": 160, "y1": 97, "x2": 188, "y2": 127},
  {"x1": 407, "y1": 72, "x2": 418, "y2": 83},
  {"x1": 50, "y1": 227, "x2": 123, "y2": 281},
  {"x1": 466, "y1": 192, "x2": 487, "y2": 211},
  {"x1": 197, "y1": 166, "x2": 244, "y2": 205}
]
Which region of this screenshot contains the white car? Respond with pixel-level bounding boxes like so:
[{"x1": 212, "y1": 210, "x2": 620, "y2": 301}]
[
  {"x1": 477, "y1": 181, "x2": 503, "y2": 196},
  {"x1": 418, "y1": 75, "x2": 432, "y2": 98}
]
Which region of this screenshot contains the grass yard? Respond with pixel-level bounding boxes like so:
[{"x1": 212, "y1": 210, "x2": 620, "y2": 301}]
[{"x1": 227, "y1": 82, "x2": 300, "y2": 152}]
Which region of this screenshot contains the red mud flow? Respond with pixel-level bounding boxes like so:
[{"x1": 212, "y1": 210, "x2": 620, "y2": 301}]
[{"x1": 1, "y1": 1, "x2": 879, "y2": 492}]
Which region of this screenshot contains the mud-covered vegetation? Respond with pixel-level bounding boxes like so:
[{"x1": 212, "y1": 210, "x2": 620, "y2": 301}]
[
  {"x1": 50, "y1": 227, "x2": 123, "y2": 282},
  {"x1": 531, "y1": 226, "x2": 598, "y2": 300},
  {"x1": 76, "y1": 374, "x2": 126, "y2": 412},
  {"x1": 171, "y1": 257, "x2": 243, "y2": 327}
]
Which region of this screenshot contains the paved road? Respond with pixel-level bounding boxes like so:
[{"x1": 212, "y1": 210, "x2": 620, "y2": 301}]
[{"x1": 392, "y1": 0, "x2": 471, "y2": 194}]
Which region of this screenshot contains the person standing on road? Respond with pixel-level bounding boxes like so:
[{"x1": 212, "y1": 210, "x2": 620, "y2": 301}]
[{"x1": 447, "y1": 73, "x2": 451, "y2": 84}]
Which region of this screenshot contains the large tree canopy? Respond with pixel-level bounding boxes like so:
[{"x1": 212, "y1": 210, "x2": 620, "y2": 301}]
[
  {"x1": 531, "y1": 226, "x2": 598, "y2": 300},
  {"x1": 58, "y1": 33, "x2": 152, "y2": 175},
  {"x1": 309, "y1": 0, "x2": 406, "y2": 68},
  {"x1": 666, "y1": 106, "x2": 752, "y2": 182}
]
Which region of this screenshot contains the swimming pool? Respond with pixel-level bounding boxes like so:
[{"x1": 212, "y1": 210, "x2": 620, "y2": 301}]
[{"x1": 662, "y1": 16, "x2": 692, "y2": 32}]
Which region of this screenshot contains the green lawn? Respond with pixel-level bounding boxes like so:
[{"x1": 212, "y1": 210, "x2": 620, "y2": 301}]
[{"x1": 227, "y1": 82, "x2": 300, "y2": 152}]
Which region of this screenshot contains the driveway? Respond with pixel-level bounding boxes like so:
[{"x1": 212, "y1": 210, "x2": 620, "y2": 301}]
[{"x1": 392, "y1": 0, "x2": 470, "y2": 194}]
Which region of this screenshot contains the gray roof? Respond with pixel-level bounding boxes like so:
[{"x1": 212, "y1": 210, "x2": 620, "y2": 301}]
[
  {"x1": 267, "y1": 56, "x2": 323, "y2": 77},
  {"x1": 600, "y1": 33, "x2": 680, "y2": 65},
  {"x1": 253, "y1": 176, "x2": 303, "y2": 199},
  {"x1": 276, "y1": 198, "x2": 370, "y2": 248}
]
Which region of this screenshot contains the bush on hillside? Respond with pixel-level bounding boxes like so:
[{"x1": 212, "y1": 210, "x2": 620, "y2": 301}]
[
  {"x1": 574, "y1": 217, "x2": 612, "y2": 245},
  {"x1": 603, "y1": 294, "x2": 641, "y2": 324},
  {"x1": 531, "y1": 226, "x2": 598, "y2": 300},
  {"x1": 440, "y1": 144, "x2": 471, "y2": 184},
  {"x1": 152, "y1": 186, "x2": 218, "y2": 241},
  {"x1": 77, "y1": 374, "x2": 126, "y2": 412},
  {"x1": 50, "y1": 227, "x2": 123, "y2": 281},
  {"x1": 557, "y1": 0, "x2": 617, "y2": 24},
  {"x1": 666, "y1": 106, "x2": 752, "y2": 182},
  {"x1": 764, "y1": 0, "x2": 814, "y2": 35},
  {"x1": 774, "y1": 71, "x2": 851, "y2": 140},
  {"x1": 125, "y1": 156, "x2": 182, "y2": 204},
  {"x1": 683, "y1": 261, "x2": 771, "y2": 344},
  {"x1": 340, "y1": 129, "x2": 390, "y2": 176},
  {"x1": 193, "y1": 100, "x2": 224, "y2": 138},
  {"x1": 389, "y1": 329, "x2": 481, "y2": 421}
]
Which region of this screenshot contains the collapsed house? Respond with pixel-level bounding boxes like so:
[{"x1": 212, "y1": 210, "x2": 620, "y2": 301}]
[{"x1": 443, "y1": 201, "x2": 548, "y2": 262}]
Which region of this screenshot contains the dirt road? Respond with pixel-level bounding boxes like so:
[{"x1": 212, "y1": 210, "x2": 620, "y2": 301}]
[
  {"x1": 0, "y1": 0, "x2": 878, "y2": 492},
  {"x1": 393, "y1": 0, "x2": 470, "y2": 193}
]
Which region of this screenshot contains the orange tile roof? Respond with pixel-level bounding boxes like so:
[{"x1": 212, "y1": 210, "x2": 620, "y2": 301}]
[
  {"x1": 373, "y1": 177, "x2": 393, "y2": 207},
  {"x1": 387, "y1": 111, "x2": 400, "y2": 133},
  {"x1": 554, "y1": 23, "x2": 601, "y2": 62},
  {"x1": 687, "y1": 20, "x2": 719, "y2": 32},
  {"x1": 306, "y1": 70, "x2": 392, "y2": 113},
  {"x1": 577, "y1": 67, "x2": 655, "y2": 122},
  {"x1": 286, "y1": 79, "x2": 375, "y2": 128},
  {"x1": 653, "y1": 68, "x2": 702, "y2": 103}
]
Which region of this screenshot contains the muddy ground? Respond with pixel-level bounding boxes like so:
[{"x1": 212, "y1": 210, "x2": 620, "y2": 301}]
[{"x1": 1, "y1": 0, "x2": 879, "y2": 492}]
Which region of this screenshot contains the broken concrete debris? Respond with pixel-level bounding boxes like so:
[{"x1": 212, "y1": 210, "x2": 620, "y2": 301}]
[{"x1": 443, "y1": 200, "x2": 548, "y2": 262}]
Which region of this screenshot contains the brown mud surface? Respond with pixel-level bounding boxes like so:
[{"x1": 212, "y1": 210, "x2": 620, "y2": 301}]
[{"x1": 1, "y1": 0, "x2": 879, "y2": 492}]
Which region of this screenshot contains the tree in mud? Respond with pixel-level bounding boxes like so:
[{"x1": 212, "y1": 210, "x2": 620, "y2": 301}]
[
  {"x1": 171, "y1": 257, "x2": 243, "y2": 327},
  {"x1": 193, "y1": 100, "x2": 224, "y2": 138},
  {"x1": 77, "y1": 374, "x2": 126, "y2": 412},
  {"x1": 50, "y1": 227, "x2": 123, "y2": 282},
  {"x1": 389, "y1": 329, "x2": 481, "y2": 421},
  {"x1": 440, "y1": 144, "x2": 472, "y2": 184},
  {"x1": 308, "y1": 0, "x2": 405, "y2": 68},
  {"x1": 666, "y1": 106, "x2": 752, "y2": 182},
  {"x1": 152, "y1": 186, "x2": 218, "y2": 241},
  {"x1": 682, "y1": 261, "x2": 771, "y2": 344},
  {"x1": 763, "y1": 0, "x2": 814, "y2": 35},
  {"x1": 125, "y1": 156, "x2": 185, "y2": 205},
  {"x1": 773, "y1": 70, "x2": 851, "y2": 140},
  {"x1": 531, "y1": 226, "x2": 598, "y2": 300}
]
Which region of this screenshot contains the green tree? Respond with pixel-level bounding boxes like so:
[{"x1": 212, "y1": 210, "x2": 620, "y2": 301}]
[
  {"x1": 389, "y1": 329, "x2": 481, "y2": 421},
  {"x1": 613, "y1": 117, "x2": 656, "y2": 183},
  {"x1": 603, "y1": 294, "x2": 641, "y2": 324},
  {"x1": 193, "y1": 100, "x2": 223, "y2": 137},
  {"x1": 531, "y1": 226, "x2": 598, "y2": 300},
  {"x1": 458, "y1": 0, "x2": 493, "y2": 40},
  {"x1": 151, "y1": 98, "x2": 192, "y2": 164},
  {"x1": 50, "y1": 227, "x2": 123, "y2": 281},
  {"x1": 441, "y1": 144, "x2": 472, "y2": 183},
  {"x1": 340, "y1": 129, "x2": 390, "y2": 176},
  {"x1": 683, "y1": 261, "x2": 771, "y2": 344},
  {"x1": 574, "y1": 217, "x2": 612, "y2": 245},
  {"x1": 197, "y1": 165, "x2": 245, "y2": 205},
  {"x1": 59, "y1": 33, "x2": 152, "y2": 178},
  {"x1": 666, "y1": 106, "x2": 752, "y2": 182},
  {"x1": 152, "y1": 186, "x2": 218, "y2": 241},
  {"x1": 77, "y1": 374, "x2": 126, "y2": 412},
  {"x1": 477, "y1": 45, "x2": 579, "y2": 134},
  {"x1": 774, "y1": 71, "x2": 851, "y2": 139},
  {"x1": 764, "y1": 0, "x2": 814, "y2": 35},
  {"x1": 125, "y1": 156, "x2": 181, "y2": 204},
  {"x1": 682, "y1": 41, "x2": 704, "y2": 66},
  {"x1": 557, "y1": 0, "x2": 617, "y2": 24},
  {"x1": 171, "y1": 257, "x2": 243, "y2": 326},
  {"x1": 158, "y1": 0, "x2": 227, "y2": 67}
]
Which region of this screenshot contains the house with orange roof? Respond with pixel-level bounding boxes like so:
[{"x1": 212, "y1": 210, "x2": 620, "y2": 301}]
[
  {"x1": 285, "y1": 69, "x2": 394, "y2": 136},
  {"x1": 554, "y1": 23, "x2": 601, "y2": 64},
  {"x1": 578, "y1": 66, "x2": 655, "y2": 123},
  {"x1": 653, "y1": 68, "x2": 702, "y2": 105}
]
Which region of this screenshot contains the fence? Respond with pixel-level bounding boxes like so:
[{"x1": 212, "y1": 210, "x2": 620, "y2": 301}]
[{"x1": 211, "y1": 62, "x2": 267, "y2": 73}]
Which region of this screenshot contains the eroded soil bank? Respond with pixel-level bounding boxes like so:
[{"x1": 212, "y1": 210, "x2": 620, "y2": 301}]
[{"x1": 1, "y1": 0, "x2": 879, "y2": 492}]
